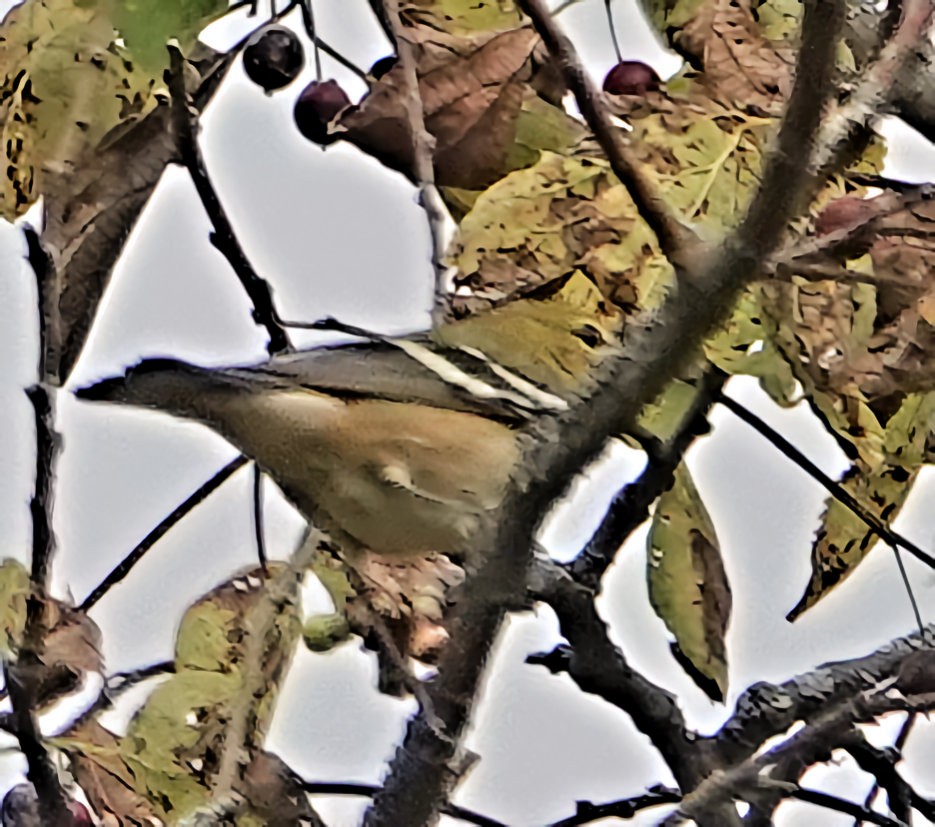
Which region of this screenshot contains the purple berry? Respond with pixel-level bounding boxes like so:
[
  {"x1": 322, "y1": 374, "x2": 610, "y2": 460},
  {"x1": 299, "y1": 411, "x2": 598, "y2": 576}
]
[
  {"x1": 602, "y1": 61, "x2": 660, "y2": 96},
  {"x1": 294, "y1": 80, "x2": 351, "y2": 144},
  {"x1": 243, "y1": 24, "x2": 305, "y2": 93}
]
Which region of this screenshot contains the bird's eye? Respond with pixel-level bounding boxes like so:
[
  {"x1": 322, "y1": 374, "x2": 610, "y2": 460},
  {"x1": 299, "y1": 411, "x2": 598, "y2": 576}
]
[{"x1": 572, "y1": 324, "x2": 602, "y2": 348}]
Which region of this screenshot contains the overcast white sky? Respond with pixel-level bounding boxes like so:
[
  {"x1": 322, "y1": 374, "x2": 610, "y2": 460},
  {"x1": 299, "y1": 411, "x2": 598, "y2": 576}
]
[{"x1": 2, "y1": 1, "x2": 935, "y2": 824}]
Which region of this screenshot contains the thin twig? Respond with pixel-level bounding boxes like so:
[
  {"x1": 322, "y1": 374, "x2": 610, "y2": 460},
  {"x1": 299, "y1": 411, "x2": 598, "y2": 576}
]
[
  {"x1": 716, "y1": 391, "x2": 932, "y2": 628},
  {"x1": 516, "y1": 0, "x2": 693, "y2": 266},
  {"x1": 297, "y1": 0, "x2": 323, "y2": 80},
  {"x1": 166, "y1": 45, "x2": 291, "y2": 355},
  {"x1": 252, "y1": 464, "x2": 268, "y2": 573},
  {"x1": 551, "y1": 0, "x2": 586, "y2": 14},
  {"x1": 73, "y1": 661, "x2": 177, "y2": 726},
  {"x1": 788, "y1": 787, "x2": 908, "y2": 827},
  {"x1": 548, "y1": 785, "x2": 682, "y2": 827},
  {"x1": 568, "y1": 370, "x2": 723, "y2": 589},
  {"x1": 603, "y1": 0, "x2": 623, "y2": 64},
  {"x1": 79, "y1": 456, "x2": 249, "y2": 612},
  {"x1": 304, "y1": 781, "x2": 506, "y2": 826},
  {"x1": 378, "y1": 0, "x2": 455, "y2": 323}
]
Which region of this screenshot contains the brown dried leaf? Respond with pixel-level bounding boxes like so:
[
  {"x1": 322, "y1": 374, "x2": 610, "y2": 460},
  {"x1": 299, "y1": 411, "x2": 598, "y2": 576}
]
[
  {"x1": 339, "y1": 27, "x2": 561, "y2": 190},
  {"x1": 57, "y1": 720, "x2": 159, "y2": 826},
  {"x1": 640, "y1": 0, "x2": 793, "y2": 111},
  {"x1": 41, "y1": 46, "x2": 227, "y2": 384}
]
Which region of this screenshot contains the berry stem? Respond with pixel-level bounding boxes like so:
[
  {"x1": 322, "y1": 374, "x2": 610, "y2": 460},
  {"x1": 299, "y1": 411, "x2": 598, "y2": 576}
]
[
  {"x1": 604, "y1": 0, "x2": 623, "y2": 64},
  {"x1": 300, "y1": 0, "x2": 323, "y2": 80}
]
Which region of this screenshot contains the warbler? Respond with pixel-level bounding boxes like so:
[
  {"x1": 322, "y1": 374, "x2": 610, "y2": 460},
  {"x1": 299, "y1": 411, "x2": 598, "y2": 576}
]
[{"x1": 76, "y1": 271, "x2": 621, "y2": 560}]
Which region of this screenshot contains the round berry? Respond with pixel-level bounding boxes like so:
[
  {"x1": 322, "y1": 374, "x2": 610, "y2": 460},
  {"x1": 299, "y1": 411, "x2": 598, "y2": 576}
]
[
  {"x1": 243, "y1": 24, "x2": 305, "y2": 93},
  {"x1": 602, "y1": 61, "x2": 660, "y2": 96},
  {"x1": 294, "y1": 80, "x2": 351, "y2": 144}
]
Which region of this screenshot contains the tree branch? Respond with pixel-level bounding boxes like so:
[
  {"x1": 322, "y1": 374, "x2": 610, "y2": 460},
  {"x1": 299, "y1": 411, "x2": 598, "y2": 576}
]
[
  {"x1": 5, "y1": 234, "x2": 71, "y2": 824},
  {"x1": 515, "y1": 0, "x2": 694, "y2": 266},
  {"x1": 527, "y1": 561, "x2": 702, "y2": 788},
  {"x1": 79, "y1": 456, "x2": 249, "y2": 612},
  {"x1": 668, "y1": 689, "x2": 912, "y2": 825},
  {"x1": 367, "y1": 2, "x2": 850, "y2": 823},
  {"x1": 844, "y1": 731, "x2": 935, "y2": 823},
  {"x1": 377, "y1": 0, "x2": 455, "y2": 321},
  {"x1": 715, "y1": 626, "x2": 935, "y2": 764},
  {"x1": 547, "y1": 784, "x2": 682, "y2": 827},
  {"x1": 166, "y1": 45, "x2": 291, "y2": 356},
  {"x1": 567, "y1": 369, "x2": 723, "y2": 589},
  {"x1": 788, "y1": 787, "x2": 908, "y2": 827},
  {"x1": 716, "y1": 391, "x2": 935, "y2": 573}
]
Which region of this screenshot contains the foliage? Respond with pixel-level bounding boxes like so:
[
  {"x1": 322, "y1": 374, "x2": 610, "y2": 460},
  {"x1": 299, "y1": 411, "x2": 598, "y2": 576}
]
[{"x1": 1, "y1": 0, "x2": 934, "y2": 823}]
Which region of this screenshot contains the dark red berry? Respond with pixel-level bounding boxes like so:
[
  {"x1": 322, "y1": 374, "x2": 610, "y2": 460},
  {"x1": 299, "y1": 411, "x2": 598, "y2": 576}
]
[
  {"x1": 243, "y1": 24, "x2": 305, "y2": 93},
  {"x1": 369, "y1": 55, "x2": 398, "y2": 80},
  {"x1": 602, "y1": 60, "x2": 660, "y2": 96},
  {"x1": 294, "y1": 79, "x2": 351, "y2": 144},
  {"x1": 67, "y1": 801, "x2": 92, "y2": 826},
  {"x1": 814, "y1": 196, "x2": 875, "y2": 236}
]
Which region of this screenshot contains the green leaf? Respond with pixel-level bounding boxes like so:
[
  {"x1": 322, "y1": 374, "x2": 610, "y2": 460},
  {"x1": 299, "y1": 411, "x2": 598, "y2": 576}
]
[
  {"x1": 0, "y1": 559, "x2": 29, "y2": 659},
  {"x1": 0, "y1": 0, "x2": 226, "y2": 219},
  {"x1": 648, "y1": 463, "x2": 732, "y2": 700},
  {"x1": 118, "y1": 564, "x2": 301, "y2": 819},
  {"x1": 402, "y1": 0, "x2": 522, "y2": 35},
  {"x1": 788, "y1": 392, "x2": 935, "y2": 619}
]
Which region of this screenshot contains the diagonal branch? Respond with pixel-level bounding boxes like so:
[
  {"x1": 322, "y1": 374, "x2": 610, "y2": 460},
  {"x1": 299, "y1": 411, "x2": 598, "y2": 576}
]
[
  {"x1": 715, "y1": 626, "x2": 935, "y2": 765},
  {"x1": 667, "y1": 689, "x2": 912, "y2": 825},
  {"x1": 515, "y1": 0, "x2": 694, "y2": 266},
  {"x1": 845, "y1": 732, "x2": 935, "y2": 822},
  {"x1": 167, "y1": 45, "x2": 291, "y2": 356},
  {"x1": 527, "y1": 561, "x2": 702, "y2": 788},
  {"x1": 79, "y1": 456, "x2": 249, "y2": 612},
  {"x1": 715, "y1": 391, "x2": 935, "y2": 572},
  {"x1": 366, "y1": 2, "x2": 850, "y2": 823},
  {"x1": 567, "y1": 369, "x2": 723, "y2": 589}
]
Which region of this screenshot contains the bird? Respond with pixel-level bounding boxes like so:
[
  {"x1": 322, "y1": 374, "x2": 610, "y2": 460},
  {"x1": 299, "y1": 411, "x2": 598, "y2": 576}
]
[{"x1": 76, "y1": 271, "x2": 621, "y2": 563}]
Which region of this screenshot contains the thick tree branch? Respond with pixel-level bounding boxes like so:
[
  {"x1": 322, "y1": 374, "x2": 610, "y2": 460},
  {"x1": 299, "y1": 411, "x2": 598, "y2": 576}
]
[
  {"x1": 892, "y1": 40, "x2": 935, "y2": 143},
  {"x1": 367, "y1": 2, "x2": 849, "y2": 823},
  {"x1": 812, "y1": 0, "x2": 934, "y2": 178},
  {"x1": 527, "y1": 561, "x2": 703, "y2": 789},
  {"x1": 715, "y1": 626, "x2": 935, "y2": 764},
  {"x1": 668, "y1": 689, "x2": 912, "y2": 825}
]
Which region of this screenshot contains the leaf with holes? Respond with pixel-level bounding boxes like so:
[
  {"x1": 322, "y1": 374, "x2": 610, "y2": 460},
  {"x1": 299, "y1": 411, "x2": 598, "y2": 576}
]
[{"x1": 647, "y1": 463, "x2": 732, "y2": 701}]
